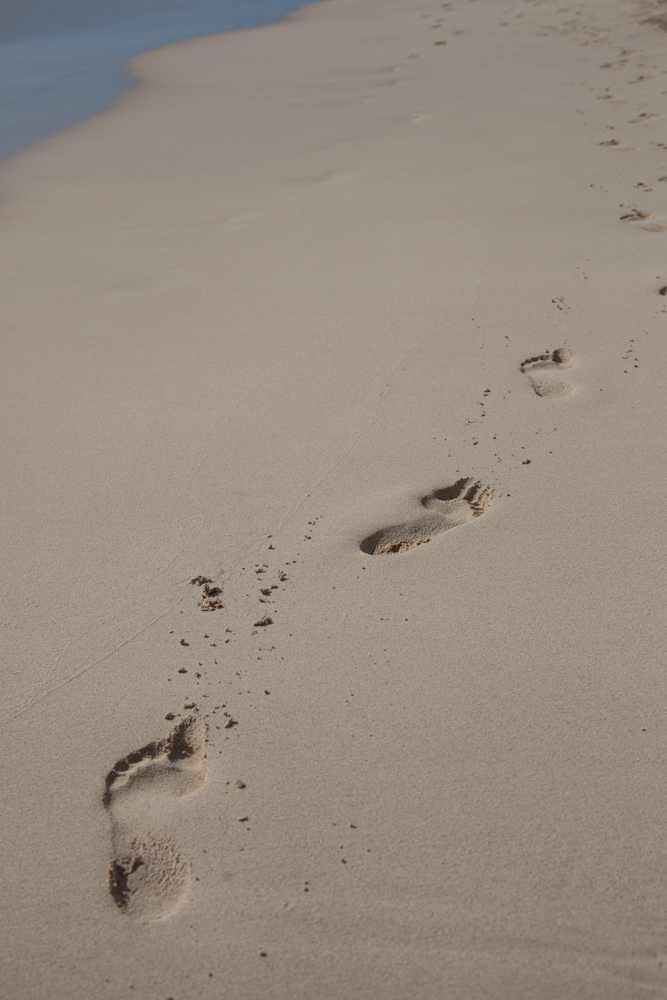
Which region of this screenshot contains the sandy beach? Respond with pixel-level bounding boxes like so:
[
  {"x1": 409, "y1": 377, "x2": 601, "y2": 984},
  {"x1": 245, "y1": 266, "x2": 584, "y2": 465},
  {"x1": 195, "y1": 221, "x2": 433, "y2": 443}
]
[{"x1": 2, "y1": 0, "x2": 667, "y2": 995}]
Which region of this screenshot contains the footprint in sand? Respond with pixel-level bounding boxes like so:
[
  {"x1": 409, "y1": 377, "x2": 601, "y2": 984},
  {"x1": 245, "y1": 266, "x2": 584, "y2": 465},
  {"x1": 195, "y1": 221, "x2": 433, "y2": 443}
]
[
  {"x1": 104, "y1": 715, "x2": 207, "y2": 921},
  {"x1": 521, "y1": 347, "x2": 575, "y2": 397},
  {"x1": 361, "y1": 477, "x2": 493, "y2": 555},
  {"x1": 599, "y1": 139, "x2": 637, "y2": 151},
  {"x1": 620, "y1": 209, "x2": 667, "y2": 232}
]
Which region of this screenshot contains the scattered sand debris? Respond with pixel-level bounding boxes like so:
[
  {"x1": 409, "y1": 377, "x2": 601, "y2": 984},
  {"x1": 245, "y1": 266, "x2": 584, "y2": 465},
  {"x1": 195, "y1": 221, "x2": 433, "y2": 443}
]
[{"x1": 190, "y1": 576, "x2": 223, "y2": 611}]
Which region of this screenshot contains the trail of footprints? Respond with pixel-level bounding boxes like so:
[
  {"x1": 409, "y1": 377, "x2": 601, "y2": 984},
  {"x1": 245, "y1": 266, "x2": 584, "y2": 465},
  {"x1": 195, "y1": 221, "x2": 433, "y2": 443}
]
[
  {"x1": 109, "y1": 0, "x2": 663, "y2": 918},
  {"x1": 104, "y1": 342, "x2": 577, "y2": 919},
  {"x1": 594, "y1": 32, "x2": 667, "y2": 246},
  {"x1": 361, "y1": 345, "x2": 577, "y2": 556}
]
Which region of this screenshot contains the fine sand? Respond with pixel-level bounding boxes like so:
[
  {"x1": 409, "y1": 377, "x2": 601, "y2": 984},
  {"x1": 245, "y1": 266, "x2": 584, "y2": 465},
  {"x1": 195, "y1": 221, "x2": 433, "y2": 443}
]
[{"x1": 1, "y1": 0, "x2": 667, "y2": 995}]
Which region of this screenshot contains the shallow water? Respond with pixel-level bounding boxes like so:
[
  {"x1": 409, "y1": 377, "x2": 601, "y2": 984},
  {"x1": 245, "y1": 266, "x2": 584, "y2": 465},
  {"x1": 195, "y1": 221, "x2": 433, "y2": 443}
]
[{"x1": 0, "y1": 0, "x2": 315, "y2": 161}]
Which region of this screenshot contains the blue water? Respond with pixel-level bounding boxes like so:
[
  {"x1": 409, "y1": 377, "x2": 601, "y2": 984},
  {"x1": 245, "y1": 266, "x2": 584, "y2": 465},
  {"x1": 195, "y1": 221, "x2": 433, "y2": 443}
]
[{"x1": 0, "y1": 0, "x2": 313, "y2": 161}]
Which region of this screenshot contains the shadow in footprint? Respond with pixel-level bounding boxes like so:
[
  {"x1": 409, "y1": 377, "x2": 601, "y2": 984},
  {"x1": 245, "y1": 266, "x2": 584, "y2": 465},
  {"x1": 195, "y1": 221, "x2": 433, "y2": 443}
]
[
  {"x1": 361, "y1": 478, "x2": 493, "y2": 555},
  {"x1": 104, "y1": 716, "x2": 207, "y2": 921},
  {"x1": 521, "y1": 347, "x2": 575, "y2": 397}
]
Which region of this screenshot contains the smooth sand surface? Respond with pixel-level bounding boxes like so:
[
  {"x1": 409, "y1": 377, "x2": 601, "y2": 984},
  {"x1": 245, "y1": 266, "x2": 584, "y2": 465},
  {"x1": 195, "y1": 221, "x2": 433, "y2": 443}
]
[{"x1": 2, "y1": 0, "x2": 667, "y2": 995}]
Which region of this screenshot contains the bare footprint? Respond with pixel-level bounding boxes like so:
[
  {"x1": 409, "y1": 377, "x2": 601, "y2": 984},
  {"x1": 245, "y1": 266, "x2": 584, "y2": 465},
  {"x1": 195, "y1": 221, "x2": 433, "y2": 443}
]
[
  {"x1": 104, "y1": 716, "x2": 207, "y2": 920},
  {"x1": 620, "y1": 209, "x2": 667, "y2": 232},
  {"x1": 361, "y1": 478, "x2": 493, "y2": 555},
  {"x1": 521, "y1": 347, "x2": 575, "y2": 397},
  {"x1": 599, "y1": 139, "x2": 638, "y2": 151}
]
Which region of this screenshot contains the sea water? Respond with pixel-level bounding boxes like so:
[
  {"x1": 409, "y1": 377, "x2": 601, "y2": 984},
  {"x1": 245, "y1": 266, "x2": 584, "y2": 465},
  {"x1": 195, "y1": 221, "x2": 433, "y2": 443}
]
[{"x1": 0, "y1": 0, "x2": 316, "y2": 161}]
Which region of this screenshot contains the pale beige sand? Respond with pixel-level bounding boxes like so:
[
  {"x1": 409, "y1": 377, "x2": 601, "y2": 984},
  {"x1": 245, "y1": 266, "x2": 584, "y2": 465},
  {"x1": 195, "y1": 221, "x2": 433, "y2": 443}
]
[{"x1": 1, "y1": 0, "x2": 667, "y2": 994}]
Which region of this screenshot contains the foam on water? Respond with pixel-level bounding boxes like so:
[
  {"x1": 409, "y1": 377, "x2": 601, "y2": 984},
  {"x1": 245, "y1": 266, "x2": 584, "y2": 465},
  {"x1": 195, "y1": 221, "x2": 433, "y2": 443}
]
[{"x1": 0, "y1": 0, "x2": 315, "y2": 161}]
